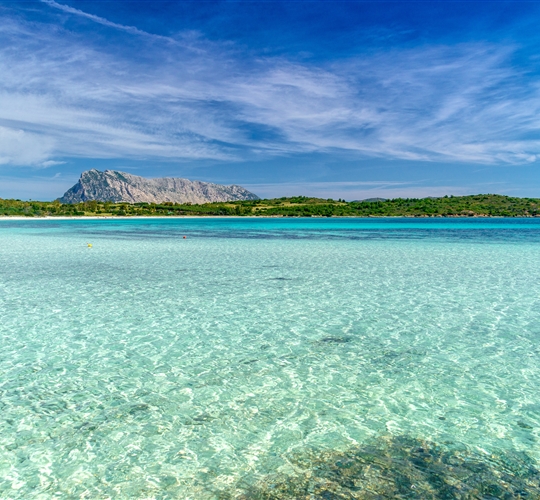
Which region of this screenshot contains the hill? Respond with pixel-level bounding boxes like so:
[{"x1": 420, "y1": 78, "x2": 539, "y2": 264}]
[{"x1": 58, "y1": 169, "x2": 259, "y2": 204}]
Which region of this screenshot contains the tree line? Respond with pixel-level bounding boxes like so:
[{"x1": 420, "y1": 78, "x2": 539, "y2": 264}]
[{"x1": 0, "y1": 194, "x2": 539, "y2": 217}]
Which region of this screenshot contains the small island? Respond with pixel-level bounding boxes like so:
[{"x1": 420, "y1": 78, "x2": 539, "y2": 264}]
[{"x1": 1, "y1": 194, "x2": 539, "y2": 218}]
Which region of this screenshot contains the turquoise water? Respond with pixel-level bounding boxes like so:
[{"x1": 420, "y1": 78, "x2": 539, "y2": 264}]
[{"x1": 1, "y1": 217, "x2": 540, "y2": 498}]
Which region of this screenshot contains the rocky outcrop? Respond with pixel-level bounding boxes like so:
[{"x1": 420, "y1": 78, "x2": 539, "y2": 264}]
[
  {"x1": 355, "y1": 198, "x2": 387, "y2": 202},
  {"x1": 59, "y1": 169, "x2": 259, "y2": 204}
]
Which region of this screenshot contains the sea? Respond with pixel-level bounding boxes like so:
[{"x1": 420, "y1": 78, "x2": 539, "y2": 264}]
[{"x1": 1, "y1": 217, "x2": 540, "y2": 498}]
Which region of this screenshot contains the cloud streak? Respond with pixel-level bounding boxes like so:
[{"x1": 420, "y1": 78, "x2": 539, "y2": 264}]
[
  {"x1": 1, "y1": 5, "x2": 540, "y2": 170},
  {"x1": 0, "y1": 126, "x2": 56, "y2": 166},
  {"x1": 39, "y1": 0, "x2": 176, "y2": 43}
]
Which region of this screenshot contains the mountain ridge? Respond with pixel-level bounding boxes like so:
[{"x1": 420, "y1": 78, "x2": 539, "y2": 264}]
[{"x1": 59, "y1": 169, "x2": 259, "y2": 204}]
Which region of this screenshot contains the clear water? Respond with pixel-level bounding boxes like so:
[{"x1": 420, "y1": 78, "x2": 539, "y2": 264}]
[{"x1": 1, "y1": 217, "x2": 540, "y2": 498}]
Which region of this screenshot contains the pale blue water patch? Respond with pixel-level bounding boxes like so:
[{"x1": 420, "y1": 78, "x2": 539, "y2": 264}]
[{"x1": 1, "y1": 218, "x2": 540, "y2": 498}]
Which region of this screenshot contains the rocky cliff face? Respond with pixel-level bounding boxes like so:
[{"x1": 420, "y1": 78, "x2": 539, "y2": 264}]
[{"x1": 59, "y1": 169, "x2": 259, "y2": 204}]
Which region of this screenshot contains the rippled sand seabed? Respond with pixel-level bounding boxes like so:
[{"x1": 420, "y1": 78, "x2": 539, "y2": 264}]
[{"x1": 1, "y1": 218, "x2": 540, "y2": 498}]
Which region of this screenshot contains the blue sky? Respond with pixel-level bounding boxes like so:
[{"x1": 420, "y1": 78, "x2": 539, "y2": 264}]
[{"x1": 1, "y1": 0, "x2": 539, "y2": 200}]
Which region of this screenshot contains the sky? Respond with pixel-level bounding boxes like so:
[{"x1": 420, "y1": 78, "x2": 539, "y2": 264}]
[{"x1": 1, "y1": 0, "x2": 540, "y2": 200}]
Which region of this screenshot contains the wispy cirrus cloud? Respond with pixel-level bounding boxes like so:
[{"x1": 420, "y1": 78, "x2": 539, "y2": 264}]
[
  {"x1": 1, "y1": 2, "x2": 540, "y2": 170},
  {"x1": 0, "y1": 125, "x2": 56, "y2": 166},
  {"x1": 40, "y1": 160, "x2": 66, "y2": 168},
  {"x1": 39, "y1": 0, "x2": 176, "y2": 43}
]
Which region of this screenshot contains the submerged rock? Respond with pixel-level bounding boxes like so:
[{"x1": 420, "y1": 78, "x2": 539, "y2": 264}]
[
  {"x1": 319, "y1": 336, "x2": 353, "y2": 344},
  {"x1": 224, "y1": 435, "x2": 540, "y2": 499},
  {"x1": 127, "y1": 403, "x2": 150, "y2": 415}
]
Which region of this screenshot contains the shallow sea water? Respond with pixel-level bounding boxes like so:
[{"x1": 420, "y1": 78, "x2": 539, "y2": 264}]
[{"x1": 1, "y1": 217, "x2": 540, "y2": 498}]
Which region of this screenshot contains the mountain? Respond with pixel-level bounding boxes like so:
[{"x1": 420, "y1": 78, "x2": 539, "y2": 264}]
[
  {"x1": 354, "y1": 197, "x2": 387, "y2": 202},
  {"x1": 59, "y1": 169, "x2": 259, "y2": 204}
]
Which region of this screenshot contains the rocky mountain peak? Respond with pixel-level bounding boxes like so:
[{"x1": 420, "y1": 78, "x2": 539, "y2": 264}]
[{"x1": 59, "y1": 169, "x2": 259, "y2": 204}]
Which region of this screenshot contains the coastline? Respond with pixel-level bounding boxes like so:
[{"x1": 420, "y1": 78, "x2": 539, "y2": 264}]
[
  {"x1": 1, "y1": 215, "x2": 539, "y2": 220},
  {"x1": 3, "y1": 195, "x2": 538, "y2": 219}
]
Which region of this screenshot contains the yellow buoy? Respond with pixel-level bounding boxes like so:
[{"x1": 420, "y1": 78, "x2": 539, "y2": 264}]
[{"x1": 87, "y1": 243, "x2": 93, "y2": 248}]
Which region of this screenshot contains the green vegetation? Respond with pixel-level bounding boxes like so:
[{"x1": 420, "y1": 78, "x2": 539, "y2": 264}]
[{"x1": 1, "y1": 194, "x2": 539, "y2": 217}]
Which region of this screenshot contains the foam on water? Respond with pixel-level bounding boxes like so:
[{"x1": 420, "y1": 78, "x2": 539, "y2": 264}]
[{"x1": 1, "y1": 218, "x2": 540, "y2": 498}]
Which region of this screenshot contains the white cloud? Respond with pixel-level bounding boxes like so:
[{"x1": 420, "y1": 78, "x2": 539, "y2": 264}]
[
  {"x1": 0, "y1": 126, "x2": 55, "y2": 166},
  {"x1": 39, "y1": 0, "x2": 176, "y2": 43},
  {"x1": 40, "y1": 160, "x2": 66, "y2": 167},
  {"x1": 1, "y1": 6, "x2": 540, "y2": 168}
]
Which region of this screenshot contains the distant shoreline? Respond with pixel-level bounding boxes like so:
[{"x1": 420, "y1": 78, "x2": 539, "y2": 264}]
[
  {"x1": 1, "y1": 215, "x2": 539, "y2": 220},
  {"x1": 2, "y1": 195, "x2": 539, "y2": 217}
]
